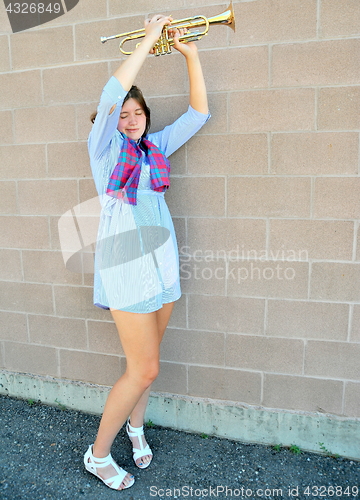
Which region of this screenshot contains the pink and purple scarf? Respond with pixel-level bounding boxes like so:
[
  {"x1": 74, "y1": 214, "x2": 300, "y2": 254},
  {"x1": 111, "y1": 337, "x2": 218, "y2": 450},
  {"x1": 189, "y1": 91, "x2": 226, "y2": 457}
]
[{"x1": 106, "y1": 138, "x2": 170, "y2": 205}]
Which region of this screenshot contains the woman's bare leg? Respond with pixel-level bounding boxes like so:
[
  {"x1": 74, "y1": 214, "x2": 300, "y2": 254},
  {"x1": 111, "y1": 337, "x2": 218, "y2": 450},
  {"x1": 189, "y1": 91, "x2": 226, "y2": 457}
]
[
  {"x1": 90, "y1": 309, "x2": 160, "y2": 488},
  {"x1": 127, "y1": 302, "x2": 175, "y2": 466},
  {"x1": 130, "y1": 301, "x2": 175, "y2": 425}
]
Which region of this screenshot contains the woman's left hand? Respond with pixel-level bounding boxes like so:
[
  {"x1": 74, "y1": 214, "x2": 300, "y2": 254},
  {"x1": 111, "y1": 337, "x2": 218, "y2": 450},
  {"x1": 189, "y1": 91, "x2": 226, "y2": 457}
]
[{"x1": 170, "y1": 27, "x2": 199, "y2": 57}]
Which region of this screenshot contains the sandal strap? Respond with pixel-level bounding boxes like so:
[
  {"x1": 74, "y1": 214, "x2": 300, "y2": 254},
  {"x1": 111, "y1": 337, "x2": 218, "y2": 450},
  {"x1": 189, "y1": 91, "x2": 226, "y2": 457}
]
[
  {"x1": 132, "y1": 443, "x2": 152, "y2": 462},
  {"x1": 89, "y1": 453, "x2": 112, "y2": 467},
  {"x1": 103, "y1": 466, "x2": 128, "y2": 490},
  {"x1": 126, "y1": 420, "x2": 144, "y2": 437},
  {"x1": 84, "y1": 445, "x2": 131, "y2": 490},
  {"x1": 126, "y1": 420, "x2": 153, "y2": 461}
]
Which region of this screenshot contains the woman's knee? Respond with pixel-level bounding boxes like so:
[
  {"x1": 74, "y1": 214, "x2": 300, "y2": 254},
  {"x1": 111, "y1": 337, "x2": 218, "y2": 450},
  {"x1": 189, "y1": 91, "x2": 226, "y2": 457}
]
[
  {"x1": 145, "y1": 365, "x2": 159, "y2": 386},
  {"x1": 128, "y1": 361, "x2": 159, "y2": 389}
]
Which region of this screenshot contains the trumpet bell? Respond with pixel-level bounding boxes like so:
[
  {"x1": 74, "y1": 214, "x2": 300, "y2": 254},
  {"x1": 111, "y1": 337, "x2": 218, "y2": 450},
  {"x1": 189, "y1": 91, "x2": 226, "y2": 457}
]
[{"x1": 208, "y1": 2, "x2": 235, "y2": 32}]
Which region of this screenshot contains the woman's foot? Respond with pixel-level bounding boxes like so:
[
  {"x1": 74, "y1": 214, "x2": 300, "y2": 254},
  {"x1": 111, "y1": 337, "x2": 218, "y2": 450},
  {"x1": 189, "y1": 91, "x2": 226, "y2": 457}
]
[
  {"x1": 84, "y1": 445, "x2": 134, "y2": 490},
  {"x1": 126, "y1": 419, "x2": 153, "y2": 469}
]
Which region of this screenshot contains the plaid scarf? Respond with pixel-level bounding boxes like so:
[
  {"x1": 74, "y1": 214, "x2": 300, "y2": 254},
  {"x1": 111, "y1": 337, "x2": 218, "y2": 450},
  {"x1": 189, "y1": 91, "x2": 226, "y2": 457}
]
[{"x1": 106, "y1": 137, "x2": 170, "y2": 205}]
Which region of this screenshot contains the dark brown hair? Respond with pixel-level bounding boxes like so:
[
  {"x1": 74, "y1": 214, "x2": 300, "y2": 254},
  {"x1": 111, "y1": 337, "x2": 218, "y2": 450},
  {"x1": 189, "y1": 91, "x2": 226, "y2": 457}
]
[{"x1": 90, "y1": 85, "x2": 151, "y2": 139}]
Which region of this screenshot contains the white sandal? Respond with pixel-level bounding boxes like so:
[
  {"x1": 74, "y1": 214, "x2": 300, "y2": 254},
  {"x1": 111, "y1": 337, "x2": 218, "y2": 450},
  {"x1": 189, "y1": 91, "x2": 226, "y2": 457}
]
[
  {"x1": 84, "y1": 444, "x2": 134, "y2": 490},
  {"x1": 126, "y1": 419, "x2": 153, "y2": 469}
]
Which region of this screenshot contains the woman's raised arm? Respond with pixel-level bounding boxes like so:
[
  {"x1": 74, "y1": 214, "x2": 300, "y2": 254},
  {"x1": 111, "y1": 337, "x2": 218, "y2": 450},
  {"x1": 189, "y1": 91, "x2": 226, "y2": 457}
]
[{"x1": 172, "y1": 34, "x2": 209, "y2": 115}]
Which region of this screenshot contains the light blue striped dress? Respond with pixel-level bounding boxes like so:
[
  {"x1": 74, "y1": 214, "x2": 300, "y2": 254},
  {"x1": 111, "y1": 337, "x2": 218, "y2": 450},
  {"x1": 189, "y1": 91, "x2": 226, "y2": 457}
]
[{"x1": 88, "y1": 76, "x2": 210, "y2": 313}]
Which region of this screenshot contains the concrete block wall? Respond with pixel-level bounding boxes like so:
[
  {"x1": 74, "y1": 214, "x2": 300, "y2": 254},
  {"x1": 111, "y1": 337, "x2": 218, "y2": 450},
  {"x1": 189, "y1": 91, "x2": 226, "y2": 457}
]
[{"x1": 0, "y1": 0, "x2": 359, "y2": 420}]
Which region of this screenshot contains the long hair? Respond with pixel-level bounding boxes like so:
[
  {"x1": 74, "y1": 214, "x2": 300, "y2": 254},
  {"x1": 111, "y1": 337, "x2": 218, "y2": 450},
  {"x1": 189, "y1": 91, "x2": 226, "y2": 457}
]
[{"x1": 90, "y1": 85, "x2": 151, "y2": 139}]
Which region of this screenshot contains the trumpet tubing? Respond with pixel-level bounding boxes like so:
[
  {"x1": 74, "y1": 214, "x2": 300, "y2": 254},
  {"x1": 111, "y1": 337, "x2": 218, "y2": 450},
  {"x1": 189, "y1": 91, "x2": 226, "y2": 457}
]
[{"x1": 100, "y1": 2, "x2": 235, "y2": 56}]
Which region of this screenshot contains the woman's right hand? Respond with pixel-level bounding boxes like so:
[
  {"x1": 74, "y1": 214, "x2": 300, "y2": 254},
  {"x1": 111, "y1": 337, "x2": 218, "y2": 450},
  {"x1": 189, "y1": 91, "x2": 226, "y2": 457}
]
[
  {"x1": 113, "y1": 14, "x2": 172, "y2": 92},
  {"x1": 144, "y1": 14, "x2": 172, "y2": 47}
]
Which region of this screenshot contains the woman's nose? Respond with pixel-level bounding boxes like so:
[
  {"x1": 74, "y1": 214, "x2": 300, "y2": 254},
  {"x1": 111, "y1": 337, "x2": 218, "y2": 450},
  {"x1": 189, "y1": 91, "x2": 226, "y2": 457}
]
[{"x1": 128, "y1": 114, "x2": 137, "y2": 124}]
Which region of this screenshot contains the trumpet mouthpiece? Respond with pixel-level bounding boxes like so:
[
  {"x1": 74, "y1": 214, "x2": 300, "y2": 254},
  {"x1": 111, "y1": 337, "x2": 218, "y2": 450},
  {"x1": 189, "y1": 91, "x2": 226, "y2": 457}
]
[{"x1": 100, "y1": 36, "x2": 107, "y2": 43}]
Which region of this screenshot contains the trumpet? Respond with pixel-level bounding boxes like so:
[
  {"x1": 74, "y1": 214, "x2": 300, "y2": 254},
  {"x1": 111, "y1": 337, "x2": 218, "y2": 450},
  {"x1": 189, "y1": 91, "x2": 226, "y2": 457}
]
[{"x1": 100, "y1": 2, "x2": 235, "y2": 56}]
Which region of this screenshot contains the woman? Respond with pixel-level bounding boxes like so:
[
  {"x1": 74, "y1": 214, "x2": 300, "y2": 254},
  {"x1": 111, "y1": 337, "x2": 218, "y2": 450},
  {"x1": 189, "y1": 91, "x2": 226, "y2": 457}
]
[{"x1": 84, "y1": 14, "x2": 209, "y2": 491}]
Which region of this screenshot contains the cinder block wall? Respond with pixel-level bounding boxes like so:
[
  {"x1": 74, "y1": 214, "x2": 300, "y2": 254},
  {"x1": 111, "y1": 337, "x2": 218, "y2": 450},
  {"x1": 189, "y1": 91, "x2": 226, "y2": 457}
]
[{"x1": 0, "y1": 0, "x2": 359, "y2": 419}]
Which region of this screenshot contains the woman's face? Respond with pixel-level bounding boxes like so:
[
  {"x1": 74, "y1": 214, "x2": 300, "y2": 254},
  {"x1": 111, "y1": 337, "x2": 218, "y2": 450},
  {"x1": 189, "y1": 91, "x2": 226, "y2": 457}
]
[{"x1": 117, "y1": 98, "x2": 147, "y2": 141}]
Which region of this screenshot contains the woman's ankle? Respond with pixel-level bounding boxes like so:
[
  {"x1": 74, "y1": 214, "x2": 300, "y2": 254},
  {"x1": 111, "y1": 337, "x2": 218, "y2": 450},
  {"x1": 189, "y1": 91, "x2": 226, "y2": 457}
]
[
  {"x1": 128, "y1": 416, "x2": 144, "y2": 428},
  {"x1": 92, "y1": 441, "x2": 111, "y2": 459}
]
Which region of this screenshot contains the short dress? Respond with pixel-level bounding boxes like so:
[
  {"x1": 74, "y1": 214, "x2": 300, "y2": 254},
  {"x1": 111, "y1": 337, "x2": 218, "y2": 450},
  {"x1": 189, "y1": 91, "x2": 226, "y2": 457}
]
[{"x1": 88, "y1": 76, "x2": 210, "y2": 313}]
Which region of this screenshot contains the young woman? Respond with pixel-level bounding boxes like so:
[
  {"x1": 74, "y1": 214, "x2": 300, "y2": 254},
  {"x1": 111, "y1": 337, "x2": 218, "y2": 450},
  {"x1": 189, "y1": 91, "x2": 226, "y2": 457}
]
[{"x1": 84, "y1": 14, "x2": 209, "y2": 491}]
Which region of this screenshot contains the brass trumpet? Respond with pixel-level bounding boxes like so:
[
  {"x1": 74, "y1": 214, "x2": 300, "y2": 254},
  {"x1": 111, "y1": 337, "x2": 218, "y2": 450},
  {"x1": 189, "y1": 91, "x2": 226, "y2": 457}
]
[{"x1": 100, "y1": 2, "x2": 235, "y2": 56}]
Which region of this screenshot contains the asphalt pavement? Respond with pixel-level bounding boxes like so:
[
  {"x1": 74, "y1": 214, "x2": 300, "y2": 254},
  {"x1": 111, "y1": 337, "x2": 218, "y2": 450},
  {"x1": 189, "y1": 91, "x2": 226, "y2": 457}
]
[{"x1": 1, "y1": 395, "x2": 359, "y2": 500}]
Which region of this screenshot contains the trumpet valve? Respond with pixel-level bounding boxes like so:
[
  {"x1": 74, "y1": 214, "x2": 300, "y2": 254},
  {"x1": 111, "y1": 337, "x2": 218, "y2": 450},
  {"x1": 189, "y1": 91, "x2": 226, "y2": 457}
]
[{"x1": 154, "y1": 33, "x2": 172, "y2": 56}]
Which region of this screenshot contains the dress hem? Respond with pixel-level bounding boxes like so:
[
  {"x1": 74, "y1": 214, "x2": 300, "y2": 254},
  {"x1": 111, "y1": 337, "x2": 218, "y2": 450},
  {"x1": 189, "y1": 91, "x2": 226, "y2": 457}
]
[{"x1": 94, "y1": 292, "x2": 181, "y2": 314}]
